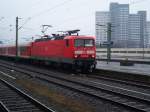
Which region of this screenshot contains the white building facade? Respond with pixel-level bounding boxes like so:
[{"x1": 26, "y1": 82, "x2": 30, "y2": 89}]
[
  {"x1": 147, "y1": 21, "x2": 150, "y2": 48},
  {"x1": 138, "y1": 11, "x2": 147, "y2": 48},
  {"x1": 110, "y1": 3, "x2": 129, "y2": 48},
  {"x1": 128, "y1": 14, "x2": 141, "y2": 48},
  {"x1": 95, "y1": 11, "x2": 110, "y2": 46},
  {"x1": 95, "y1": 3, "x2": 149, "y2": 48}
]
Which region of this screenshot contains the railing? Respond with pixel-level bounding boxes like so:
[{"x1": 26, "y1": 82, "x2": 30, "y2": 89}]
[{"x1": 96, "y1": 48, "x2": 150, "y2": 59}]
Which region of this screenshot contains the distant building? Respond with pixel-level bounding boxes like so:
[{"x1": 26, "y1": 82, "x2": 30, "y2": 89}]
[
  {"x1": 95, "y1": 11, "x2": 110, "y2": 46},
  {"x1": 138, "y1": 11, "x2": 147, "y2": 48},
  {"x1": 147, "y1": 21, "x2": 150, "y2": 48},
  {"x1": 110, "y1": 3, "x2": 129, "y2": 48},
  {"x1": 95, "y1": 3, "x2": 149, "y2": 48},
  {"x1": 128, "y1": 14, "x2": 141, "y2": 48}
]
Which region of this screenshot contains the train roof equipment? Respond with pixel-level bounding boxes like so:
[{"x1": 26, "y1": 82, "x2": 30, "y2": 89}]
[{"x1": 35, "y1": 29, "x2": 81, "y2": 42}]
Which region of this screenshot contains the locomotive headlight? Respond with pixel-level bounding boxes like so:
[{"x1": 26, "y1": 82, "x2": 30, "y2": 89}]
[
  {"x1": 74, "y1": 55, "x2": 78, "y2": 58},
  {"x1": 92, "y1": 55, "x2": 95, "y2": 58}
]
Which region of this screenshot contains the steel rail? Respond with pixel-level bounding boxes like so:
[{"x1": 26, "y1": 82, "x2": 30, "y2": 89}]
[
  {"x1": 0, "y1": 78, "x2": 55, "y2": 112},
  {"x1": 88, "y1": 75, "x2": 150, "y2": 90},
  {"x1": 0, "y1": 101, "x2": 9, "y2": 112},
  {"x1": 0, "y1": 61, "x2": 150, "y2": 111}
]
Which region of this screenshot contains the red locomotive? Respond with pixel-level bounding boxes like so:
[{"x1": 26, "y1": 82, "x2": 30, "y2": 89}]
[{"x1": 0, "y1": 30, "x2": 96, "y2": 72}]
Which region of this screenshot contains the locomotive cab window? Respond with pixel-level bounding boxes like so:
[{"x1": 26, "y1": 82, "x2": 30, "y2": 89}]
[
  {"x1": 75, "y1": 39, "x2": 94, "y2": 47},
  {"x1": 85, "y1": 39, "x2": 94, "y2": 47}
]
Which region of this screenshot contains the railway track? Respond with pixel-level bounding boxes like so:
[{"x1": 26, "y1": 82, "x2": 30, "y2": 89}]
[
  {"x1": 88, "y1": 74, "x2": 150, "y2": 89},
  {"x1": 0, "y1": 77, "x2": 55, "y2": 112},
  {"x1": 0, "y1": 60, "x2": 150, "y2": 111}
]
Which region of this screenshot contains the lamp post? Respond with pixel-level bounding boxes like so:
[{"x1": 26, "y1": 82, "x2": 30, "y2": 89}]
[
  {"x1": 16, "y1": 17, "x2": 19, "y2": 57},
  {"x1": 96, "y1": 23, "x2": 112, "y2": 64},
  {"x1": 142, "y1": 34, "x2": 149, "y2": 59}
]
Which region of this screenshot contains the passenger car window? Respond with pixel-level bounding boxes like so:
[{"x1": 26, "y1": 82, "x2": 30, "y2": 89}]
[{"x1": 66, "y1": 39, "x2": 69, "y2": 47}]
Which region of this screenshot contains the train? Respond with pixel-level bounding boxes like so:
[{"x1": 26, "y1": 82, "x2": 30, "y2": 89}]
[{"x1": 0, "y1": 30, "x2": 96, "y2": 72}]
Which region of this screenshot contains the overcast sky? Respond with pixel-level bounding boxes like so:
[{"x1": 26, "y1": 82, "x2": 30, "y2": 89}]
[{"x1": 0, "y1": 0, "x2": 150, "y2": 44}]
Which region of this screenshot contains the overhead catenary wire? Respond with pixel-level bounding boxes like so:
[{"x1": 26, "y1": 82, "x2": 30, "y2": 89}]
[
  {"x1": 18, "y1": 17, "x2": 31, "y2": 30},
  {"x1": 7, "y1": 0, "x2": 97, "y2": 34},
  {"x1": 2, "y1": 0, "x2": 150, "y2": 39},
  {"x1": 52, "y1": 0, "x2": 150, "y2": 30},
  {"x1": 17, "y1": 0, "x2": 74, "y2": 31},
  {"x1": 30, "y1": 0, "x2": 73, "y2": 19},
  {"x1": 56, "y1": 0, "x2": 150, "y2": 25},
  {"x1": 22, "y1": 0, "x2": 150, "y2": 27},
  {"x1": 54, "y1": 12, "x2": 94, "y2": 28},
  {"x1": 26, "y1": 0, "x2": 73, "y2": 22}
]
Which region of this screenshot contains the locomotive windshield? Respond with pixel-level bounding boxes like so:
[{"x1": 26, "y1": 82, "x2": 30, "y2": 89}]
[{"x1": 75, "y1": 39, "x2": 94, "y2": 47}]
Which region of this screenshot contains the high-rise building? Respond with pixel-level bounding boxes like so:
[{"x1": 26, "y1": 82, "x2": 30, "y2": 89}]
[
  {"x1": 128, "y1": 14, "x2": 141, "y2": 48},
  {"x1": 146, "y1": 21, "x2": 150, "y2": 47},
  {"x1": 95, "y1": 11, "x2": 110, "y2": 46},
  {"x1": 95, "y1": 3, "x2": 148, "y2": 48},
  {"x1": 110, "y1": 3, "x2": 129, "y2": 48},
  {"x1": 138, "y1": 11, "x2": 147, "y2": 48}
]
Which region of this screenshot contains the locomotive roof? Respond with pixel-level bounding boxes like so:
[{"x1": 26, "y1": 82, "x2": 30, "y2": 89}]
[
  {"x1": 34, "y1": 35, "x2": 95, "y2": 42},
  {"x1": 64, "y1": 35, "x2": 95, "y2": 39}
]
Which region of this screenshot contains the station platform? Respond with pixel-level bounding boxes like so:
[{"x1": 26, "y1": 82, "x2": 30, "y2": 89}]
[{"x1": 96, "y1": 61, "x2": 150, "y2": 76}]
